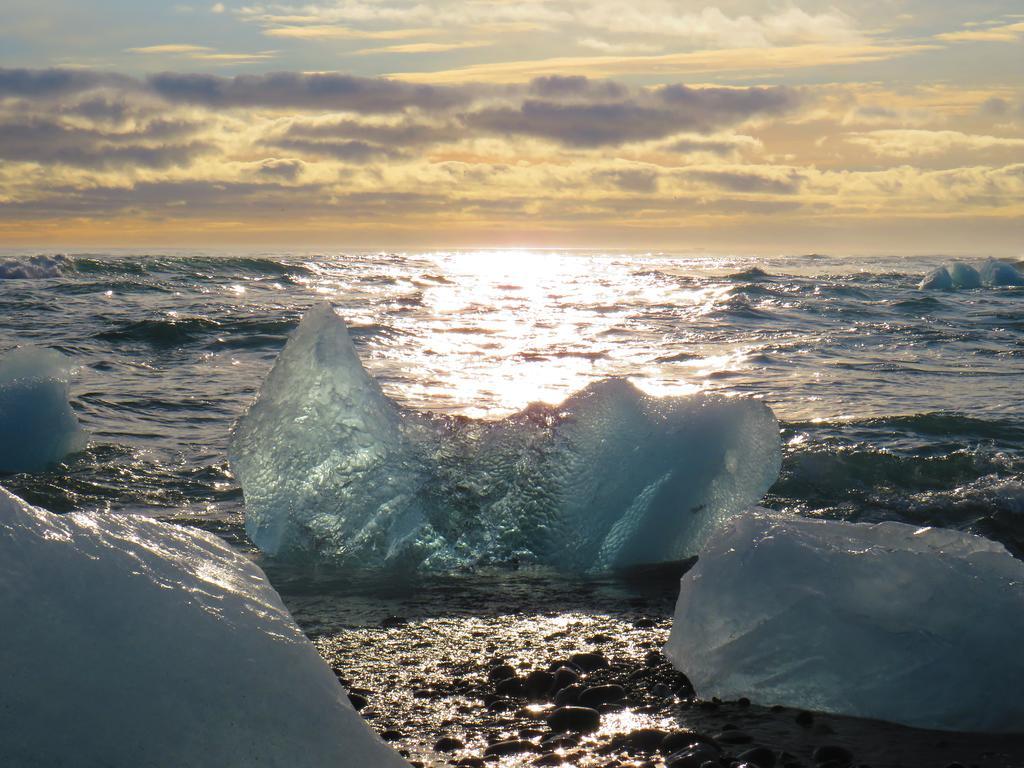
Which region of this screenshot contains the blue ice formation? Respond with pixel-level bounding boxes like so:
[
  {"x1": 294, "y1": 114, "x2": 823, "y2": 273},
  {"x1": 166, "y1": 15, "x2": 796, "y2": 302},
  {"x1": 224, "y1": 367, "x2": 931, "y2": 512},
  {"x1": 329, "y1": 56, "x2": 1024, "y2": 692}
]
[
  {"x1": 0, "y1": 254, "x2": 67, "y2": 279},
  {"x1": 0, "y1": 346, "x2": 87, "y2": 473},
  {"x1": 919, "y1": 260, "x2": 1021, "y2": 290},
  {"x1": 0, "y1": 485, "x2": 407, "y2": 768},
  {"x1": 980, "y1": 259, "x2": 1024, "y2": 287},
  {"x1": 229, "y1": 304, "x2": 781, "y2": 572},
  {"x1": 918, "y1": 266, "x2": 953, "y2": 290},
  {"x1": 665, "y1": 513, "x2": 1024, "y2": 733}
]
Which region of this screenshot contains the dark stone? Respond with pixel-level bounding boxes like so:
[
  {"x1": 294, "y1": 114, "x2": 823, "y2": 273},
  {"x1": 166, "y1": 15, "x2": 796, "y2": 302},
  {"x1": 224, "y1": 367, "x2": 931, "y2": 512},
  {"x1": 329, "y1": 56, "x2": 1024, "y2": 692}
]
[
  {"x1": 533, "y1": 755, "x2": 564, "y2": 767},
  {"x1": 412, "y1": 688, "x2": 436, "y2": 699},
  {"x1": 737, "y1": 697, "x2": 751, "y2": 707},
  {"x1": 554, "y1": 683, "x2": 583, "y2": 706},
  {"x1": 619, "y1": 728, "x2": 668, "y2": 754},
  {"x1": 525, "y1": 670, "x2": 555, "y2": 699},
  {"x1": 551, "y1": 666, "x2": 580, "y2": 693},
  {"x1": 547, "y1": 705, "x2": 602, "y2": 733},
  {"x1": 569, "y1": 652, "x2": 609, "y2": 672},
  {"x1": 644, "y1": 650, "x2": 662, "y2": 666},
  {"x1": 455, "y1": 759, "x2": 485, "y2": 767},
  {"x1": 381, "y1": 729, "x2": 404, "y2": 741},
  {"x1": 487, "y1": 697, "x2": 517, "y2": 712},
  {"x1": 633, "y1": 618, "x2": 657, "y2": 628},
  {"x1": 715, "y1": 730, "x2": 753, "y2": 745},
  {"x1": 540, "y1": 733, "x2": 579, "y2": 751},
  {"x1": 488, "y1": 663, "x2": 516, "y2": 682},
  {"x1": 578, "y1": 684, "x2": 626, "y2": 708},
  {"x1": 812, "y1": 745, "x2": 852, "y2": 765},
  {"x1": 380, "y1": 615, "x2": 408, "y2": 628},
  {"x1": 496, "y1": 677, "x2": 525, "y2": 697},
  {"x1": 737, "y1": 746, "x2": 777, "y2": 767},
  {"x1": 660, "y1": 731, "x2": 719, "y2": 755},
  {"x1": 347, "y1": 692, "x2": 368, "y2": 710},
  {"x1": 665, "y1": 743, "x2": 721, "y2": 768},
  {"x1": 484, "y1": 739, "x2": 538, "y2": 757},
  {"x1": 433, "y1": 736, "x2": 464, "y2": 752}
]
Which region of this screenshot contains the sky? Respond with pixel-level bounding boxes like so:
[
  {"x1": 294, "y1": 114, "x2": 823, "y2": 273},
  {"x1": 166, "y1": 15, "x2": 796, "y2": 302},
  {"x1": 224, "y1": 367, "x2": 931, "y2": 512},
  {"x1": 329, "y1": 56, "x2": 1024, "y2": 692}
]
[{"x1": 0, "y1": 0, "x2": 1022, "y2": 254}]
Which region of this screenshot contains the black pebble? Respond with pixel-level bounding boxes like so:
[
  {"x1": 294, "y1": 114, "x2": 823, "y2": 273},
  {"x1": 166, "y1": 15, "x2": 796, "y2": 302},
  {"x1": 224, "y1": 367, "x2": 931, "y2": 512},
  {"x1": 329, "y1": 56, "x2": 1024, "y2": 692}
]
[
  {"x1": 715, "y1": 730, "x2": 753, "y2": 745},
  {"x1": 487, "y1": 663, "x2": 516, "y2": 682},
  {"x1": 737, "y1": 746, "x2": 777, "y2": 768},
  {"x1": 525, "y1": 670, "x2": 555, "y2": 699},
  {"x1": 569, "y1": 652, "x2": 609, "y2": 672},
  {"x1": 547, "y1": 705, "x2": 601, "y2": 733},
  {"x1": 483, "y1": 739, "x2": 538, "y2": 757},
  {"x1": 554, "y1": 684, "x2": 583, "y2": 707},
  {"x1": 660, "y1": 730, "x2": 720, "y2": 755},
  {"x1": 551, "y1": 666, "x2": 580, "y2": 693},
  {"x1": 634, "y1": 618, "x2": 657, "y2": 628},
  {"x1": 578, "y1": 683, "x2": 626, "y2": 708},
  {"x1": 496, "y1": 677, "x2": 525, "y2": 697},
  {"x1": 795, "y1": 711, "x2": 814, "y2": 727},
  {"x1": 380, "y1": 616, "x2": 408, "y2": 628},
  {"x1": 347, "y1": 692, "x2": 368, "y2": 710},
  {"x1": 433, "y1": 736, "x2": 464, "y2": 752},
  {"x1": 665, "y1": 742, "x2": 721, "y2": 768},
  {"x1": 619, "y1": 728, "x2": 668, "y2": 754},
  {"x1": 381, "y1": 729, "x2": 403, "y2": 741},
  {"x1": 812, "y1": 745, "x2": 853, "y2": 765}
]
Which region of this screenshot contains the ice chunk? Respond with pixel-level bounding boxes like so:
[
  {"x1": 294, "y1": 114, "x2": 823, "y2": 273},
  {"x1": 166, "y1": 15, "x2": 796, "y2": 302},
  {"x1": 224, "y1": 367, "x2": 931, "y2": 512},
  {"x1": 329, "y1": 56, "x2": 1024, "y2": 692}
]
[
  {"x1": 948, "y1": 262, "x2": 981, "y2": 289},
  {"x1": 918, "y1": 266, "x2": 953, "y2": 290},
  {"x1": 665, "y1": 513, "x2": 1024, "y2": 733},
  {"x1": 980, "y1": 259, "x2": 1024, "y2": 287},
  {"x1": 230, "y1": 304, "x2": 781, "y2": 572},
  {"x1": 0, "y1": 346, "x2": 87, "y2": 472},
  {"x1": 0, "y1": 485, "x2": 407, "y2": 768},
  {"x1": 0, "y1": 253, "x2": 68, "y2": 279}
]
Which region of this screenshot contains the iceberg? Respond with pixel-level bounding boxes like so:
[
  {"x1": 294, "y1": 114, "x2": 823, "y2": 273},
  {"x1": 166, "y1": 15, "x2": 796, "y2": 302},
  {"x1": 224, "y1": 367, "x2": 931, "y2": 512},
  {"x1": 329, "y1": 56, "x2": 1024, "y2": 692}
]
[
  {"x1": 229, "y1": 304, "x2": 781, "y2": 572},
  {"x1": 0, "y1": 485, "x2": 407, "y2": 768},
  {"x1": 918, "y1": 266, "x2": 953, "y2": 290},
  {"x1": 0, "y1": 346, "x2": 87, "y2": 472},
  {"x1": 664, "y1": 513, "x2": 1024, "y2": 733},
  {"x1": 948, "y1": 262, "x2": 981, "y2": 289},
  {"x1": 980, "y1": 259, "x2": 1024, "y2": 287}
]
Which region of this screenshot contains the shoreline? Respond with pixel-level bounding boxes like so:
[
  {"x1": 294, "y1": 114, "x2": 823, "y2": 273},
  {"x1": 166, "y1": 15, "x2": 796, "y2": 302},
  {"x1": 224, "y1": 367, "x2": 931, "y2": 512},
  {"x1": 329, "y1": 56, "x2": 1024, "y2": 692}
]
[{"x1": 281, "y1": 570, "x2": 1024, "y2": 768}]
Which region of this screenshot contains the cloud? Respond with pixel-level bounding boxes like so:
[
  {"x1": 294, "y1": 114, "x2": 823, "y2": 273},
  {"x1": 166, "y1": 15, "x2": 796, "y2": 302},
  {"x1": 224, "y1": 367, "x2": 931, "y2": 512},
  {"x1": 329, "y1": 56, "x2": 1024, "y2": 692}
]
[
  {"x1": 465, "y1": 83, "x2": 799, "y2": 147},
  {"x1": 0, "y1": 68, "x2": 130, "y2": 99},
  {"x1": 126, "y1": 44, "x2": 214, "y2": 54},
  {"x1": 254, "y1": 158, "x2": 305, "y2": 180},
  {"x1": 592, "y1": 168, "x2": 659, "y2": 193},
  {"x1": 937, "y1": 21, "x2": 1024, "y2": 43},
  {"x1": 352, "y1": 41, "x2": 492, "y2": 55},
  {"x1": 261, "y1": 25, "x2": 436, "y2": 40},
  {"x1": 392, "y1": 42, "x2": 937, "y2": 83},
  {"x1": 147, "y1": 71, "x2": 474, "y2": 112},
  {"x1": 684, "y1": 169, "x2": 803, "y2": 194},
  {"x1": 0, "y1": 117, "x2": 211, "y2": 169},
  {"x1": 846, "y1": 129, "x2": 1024, "y2": 157}
]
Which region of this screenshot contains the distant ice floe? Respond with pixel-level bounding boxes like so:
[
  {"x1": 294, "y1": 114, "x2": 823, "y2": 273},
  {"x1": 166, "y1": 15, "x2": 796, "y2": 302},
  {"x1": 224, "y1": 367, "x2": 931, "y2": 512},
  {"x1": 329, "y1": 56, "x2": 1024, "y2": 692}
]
[
  {"x1": 0, "y1": 254, "x2": 68, "y2": 279},
  {"x1": 0, "y1": 485, "x2": 408, "y2": 768},
  {"x1": 229, "y1": 303, "x2": 781, "y2": 572},
  {"x1": 0, "y1": 346, "x2": 87, "y2": 473},
  {"x1": 919, "y1": 260, "x2": 1022, "y2": 290},
  {"x1": 665, "y1": 512, "x2": 1024, "y2": 733}
]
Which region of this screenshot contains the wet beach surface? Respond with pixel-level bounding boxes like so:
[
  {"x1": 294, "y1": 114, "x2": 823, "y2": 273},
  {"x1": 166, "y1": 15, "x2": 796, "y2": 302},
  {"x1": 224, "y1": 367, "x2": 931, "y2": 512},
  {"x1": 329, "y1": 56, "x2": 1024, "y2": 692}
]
[{"x1": 279, "y1": 568, "x2": 1024, "y2": 768}]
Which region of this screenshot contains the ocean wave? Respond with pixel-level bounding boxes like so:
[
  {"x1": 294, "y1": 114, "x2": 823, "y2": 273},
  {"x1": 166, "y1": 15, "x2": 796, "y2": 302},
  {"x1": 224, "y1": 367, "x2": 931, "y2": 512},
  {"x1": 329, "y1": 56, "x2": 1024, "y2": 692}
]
[{"x1": 0, "y1": 254, "x2": 69, "y2": 279}]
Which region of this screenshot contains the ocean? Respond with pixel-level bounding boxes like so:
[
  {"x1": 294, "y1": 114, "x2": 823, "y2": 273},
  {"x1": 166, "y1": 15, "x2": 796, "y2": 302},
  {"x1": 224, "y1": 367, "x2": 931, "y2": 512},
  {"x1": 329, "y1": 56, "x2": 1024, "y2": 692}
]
[{"x1": 2, "y1": 250, "x2": 1021, "y2": 557}]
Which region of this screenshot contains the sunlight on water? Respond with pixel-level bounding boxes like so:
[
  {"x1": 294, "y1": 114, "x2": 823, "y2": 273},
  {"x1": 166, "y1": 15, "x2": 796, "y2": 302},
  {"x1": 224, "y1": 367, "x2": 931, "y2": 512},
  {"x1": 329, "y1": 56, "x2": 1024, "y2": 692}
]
[{"x1": 300, "y1": 250, "x2": 719, "y2": 417}]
